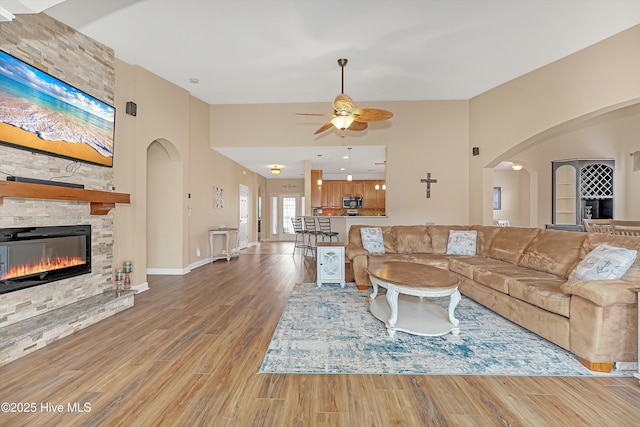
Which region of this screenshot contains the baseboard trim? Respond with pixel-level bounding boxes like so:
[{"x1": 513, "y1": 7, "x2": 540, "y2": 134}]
[
  {"x1": 131, "y1": 281, "x2": 150, "y2": 293},
  {"x1": 189, "y1": 258, "x2": 211, "y2": 271},
  {"x1": 146, "y1": 267, "x2": 191, "y2": 275}
]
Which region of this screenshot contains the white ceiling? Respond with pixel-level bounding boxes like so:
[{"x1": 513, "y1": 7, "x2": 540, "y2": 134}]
[{"x1": 6, "y1": 0, "x2": 640, "y2": 179}]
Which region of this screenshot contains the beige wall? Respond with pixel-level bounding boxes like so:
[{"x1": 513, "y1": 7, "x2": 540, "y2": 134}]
[
  {"x1": 493, "y1": 169, "x2": 530, "y2": 227},
  {"x1": 470, "y1": 24, "x2": 640, "y2": 225},
  {"x1": 112, "y1": 22, "x2": 640, "y2": 279},
  {"x1": 510, "y1": 104, "x2": 640, "y2": 226},
  {"x1": 114, "y1": 62, "x2": 266, "y2": 275},
  {"x1": 211, "y1": 100, "x2": 471, "y2": 231},
  {"x1": 187, "y1": 95, "x2": 266, "y2": 264}
]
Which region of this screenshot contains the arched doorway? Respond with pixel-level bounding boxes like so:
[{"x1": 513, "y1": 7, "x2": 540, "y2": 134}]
[{"x1": 146, "y1": 138, "x2": 185, "y2": 272}]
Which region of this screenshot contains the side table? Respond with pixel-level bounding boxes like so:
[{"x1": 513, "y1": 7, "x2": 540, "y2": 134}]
[
  {"x1": 316, "y1": 242, "x2": 345, "y2": 288},
  {"x1": 209, "y1": 228, "x2": 240, "y2": 262}
]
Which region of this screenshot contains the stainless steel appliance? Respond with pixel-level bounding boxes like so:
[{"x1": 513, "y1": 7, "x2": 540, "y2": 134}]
[{"x1": 342, "y1": 196, "x2": 363, "y2": 209}]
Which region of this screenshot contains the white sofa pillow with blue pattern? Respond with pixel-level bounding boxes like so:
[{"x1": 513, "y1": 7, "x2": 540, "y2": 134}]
[
  {"x1": 446, "y1": 230, "x2": 478, "y2": 256},
  {"x1": 360, "y1": 227, "x2": 385, "y2": 255},
  {"x1": 569, "y1": 244, "x2": 637, "y2": 281}
]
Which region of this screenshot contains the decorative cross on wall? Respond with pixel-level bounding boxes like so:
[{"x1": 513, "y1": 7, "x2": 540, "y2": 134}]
[{"x1": 420, "y1": 173, "x2": 438, "y2": 198}]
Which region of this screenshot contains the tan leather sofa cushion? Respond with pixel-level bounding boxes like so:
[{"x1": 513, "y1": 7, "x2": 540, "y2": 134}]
[
  {"x1": 394, "y1": 225, "x2": 432, "y2": 253},
  {"x1": 473, "y1": 264, "x2": 559, "y2": 294},
  {"x1": 561, "y1": 279, "x2": 638, "y2": 306},
  {"x1": 469, "y1": 225, "x2": 503, "y2": 257},
  {"x1": 449, "y1": 256, "x2": 511, "y2": 280},
  {"x1": 488, "y1": 227, "x2": 540, "y2": 264},
  {"x1": 369, "y1": 253, "x2": 450, "y2": 270},
  {"x1": 508, "y1": 278, "x2": 571, "y2": 317},
  {"x1": 519, "y1": 229, "x2": 586, "y2": 278},
  {"x1": 348, "y1": 224, "x2": 365, "y2": 247}
]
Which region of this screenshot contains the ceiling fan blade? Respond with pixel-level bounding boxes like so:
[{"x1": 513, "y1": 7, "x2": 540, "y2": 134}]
[
  {"x1": 348, "y1": 121, "x2": 368, "y2": 132},
  {"x1": 314, "y1": 122, "x2": 334, "y2": 135},
  {"x1": 333, "y1": 94, "x2": 355, "y2": 113},
  {"x1": 354, "y1": 108, "x2": 394, "y2": 122},
  {"x1": 296, "y1": 112, "x2": 335, "y2": 117}
]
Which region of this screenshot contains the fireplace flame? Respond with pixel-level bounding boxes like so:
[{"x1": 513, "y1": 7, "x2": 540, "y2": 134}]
[{"x1": 1, "y1": 256, "x2": 86, "y2": 280}]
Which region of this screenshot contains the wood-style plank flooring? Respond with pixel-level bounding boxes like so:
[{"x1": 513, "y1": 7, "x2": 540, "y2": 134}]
[{"x1": 1, "y1": 241, "x2": 640, "y2": 426}]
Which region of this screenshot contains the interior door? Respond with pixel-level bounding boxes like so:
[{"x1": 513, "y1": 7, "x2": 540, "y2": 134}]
[{"x1": 238, "y1": 184, "x2": 249, "y2": 249}]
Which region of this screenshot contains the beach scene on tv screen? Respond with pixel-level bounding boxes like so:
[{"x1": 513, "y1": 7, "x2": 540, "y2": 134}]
[{"x1": 0, "y1": 50, "x2": 115, "y2": 167}]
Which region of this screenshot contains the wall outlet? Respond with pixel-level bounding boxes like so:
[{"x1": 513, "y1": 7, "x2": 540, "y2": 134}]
[{"x1": 196, "y1": 247, "x2": 201, "y2": 257}]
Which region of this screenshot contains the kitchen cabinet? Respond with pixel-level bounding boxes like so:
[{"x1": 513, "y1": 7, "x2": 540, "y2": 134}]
[
  {"x1": 363, "y1": 180, "x2": 386, "y2": 209},
  {"x1": 342, "y1": 181, "x2": 353, "y2": 196},
  {"x1": 311, "y1": 169, "x2": 323, "y2": 207},
  {"x1": 319, "y1": 179, "x2": 384, "y2": 209},
  {"x1": 322, "y1": 181, "x2": 343, "y2": 208},
  {"x1": 352, "y1": 181, "x2": 364, "y2": 196},
  {"x1": 363, "y1": 181, "x2": 377, "y2": 208},
  {"x1": 341, "y1": 181, "x2": 363, "y2": 196},
  {"x1": 377, "y1": 183, "x2": 386, "y2": 209}
]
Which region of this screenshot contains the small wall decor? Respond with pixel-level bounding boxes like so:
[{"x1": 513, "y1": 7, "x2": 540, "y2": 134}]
[
  {"x1": 420, "y1": 173, "x2": 438, "y2": 198},
  {"x1": 493, "y1": 187, "x2": 501, "y2": 210},
  {"x1": 214, "y1": 186, "x2": 224, "y2": 209}
]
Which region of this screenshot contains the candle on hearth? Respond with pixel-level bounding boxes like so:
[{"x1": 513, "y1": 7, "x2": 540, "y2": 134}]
[
  {"x1": 123, "y1": 261, "x2": 132, "y2": 272},
  {"x1": 115, "y1": 268, "x2": 124, "y2": 278}
]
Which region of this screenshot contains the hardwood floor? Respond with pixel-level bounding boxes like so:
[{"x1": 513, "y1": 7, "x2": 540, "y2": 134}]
[{"x1": 1, "y1": 241, "x2": 639, "y2": 426}]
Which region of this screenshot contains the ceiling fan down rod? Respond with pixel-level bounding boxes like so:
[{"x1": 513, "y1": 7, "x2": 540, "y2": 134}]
[{"x1": 338, "y1": 58, "x2": 348, "y2": 94}]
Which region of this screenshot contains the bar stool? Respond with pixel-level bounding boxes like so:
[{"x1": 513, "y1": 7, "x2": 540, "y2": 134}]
[
  {"x1": 303, "y1": 216, "x2": 322, "y2": 258},
  {"x1": 317, "y1": 217, "x2": 339, "y2": 242},
  {"x1": 291, "y1": 217, "x2": 308, "y2": 256}
]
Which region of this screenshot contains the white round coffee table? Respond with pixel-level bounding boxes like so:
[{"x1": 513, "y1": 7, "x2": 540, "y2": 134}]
[{"x1": 367, "y1": 261, "x2": 461, "y2": 337}]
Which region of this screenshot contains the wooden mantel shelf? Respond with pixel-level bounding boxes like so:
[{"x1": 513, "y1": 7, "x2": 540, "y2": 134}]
[{"x1": 0, "y1": 181, "x2": 131, "y2": 215}]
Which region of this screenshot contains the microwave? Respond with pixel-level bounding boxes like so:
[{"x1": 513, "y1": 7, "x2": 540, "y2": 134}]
[{"x1": 343, "y1": 196, "x2": 363, "y2": 209}]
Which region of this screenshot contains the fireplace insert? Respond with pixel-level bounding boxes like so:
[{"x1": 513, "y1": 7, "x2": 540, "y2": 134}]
[{"x1": 0, "y1": 225, "x2": 91, "y2": 294}]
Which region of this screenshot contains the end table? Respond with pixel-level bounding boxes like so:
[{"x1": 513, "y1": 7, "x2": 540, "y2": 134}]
[{"x1": 316, "y1": 242, "x2": 345, "y2": 288}]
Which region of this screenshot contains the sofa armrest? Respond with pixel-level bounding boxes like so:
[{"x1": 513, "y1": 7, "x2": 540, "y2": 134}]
[
  {"x1": 345, "y1": 244, "x2": 369, "y2": 261},
  {"x1": 560, "y1": 280, "x2": 639, "y2": 307}
]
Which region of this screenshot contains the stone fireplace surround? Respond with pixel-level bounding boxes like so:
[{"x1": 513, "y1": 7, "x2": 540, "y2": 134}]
[{"x1": 0, "y1": 14, "x2": 132, "y2": 365}]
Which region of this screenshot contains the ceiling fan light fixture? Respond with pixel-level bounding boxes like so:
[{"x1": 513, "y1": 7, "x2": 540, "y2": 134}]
[{"x1": 331, "y1": 115, "x2": 355, "y2": 131}]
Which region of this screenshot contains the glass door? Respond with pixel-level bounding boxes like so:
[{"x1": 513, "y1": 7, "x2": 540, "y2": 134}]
[{"x1": 271, "y1": 194, "x2": 305, "y2": 241}]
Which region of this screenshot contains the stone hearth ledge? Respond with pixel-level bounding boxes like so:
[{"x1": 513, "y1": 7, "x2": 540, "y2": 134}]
[{"x1": 0, "y1": 290, "x2": 134, "y2": 366}]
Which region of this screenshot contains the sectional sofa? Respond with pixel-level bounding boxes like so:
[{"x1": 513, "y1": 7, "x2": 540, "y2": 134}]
[{"x1": 345, "y1": 224, "x2": 640, "y2": 372}]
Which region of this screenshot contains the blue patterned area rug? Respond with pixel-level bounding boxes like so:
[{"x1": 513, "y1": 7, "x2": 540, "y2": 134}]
[{"x1": 260, "y1": 283, "x2": 632, "y2": 376}]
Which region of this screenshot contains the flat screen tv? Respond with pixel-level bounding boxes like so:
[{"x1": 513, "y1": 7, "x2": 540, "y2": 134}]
[{"x1": 0, "y1": 49, "x2": 115, "y2": 167}]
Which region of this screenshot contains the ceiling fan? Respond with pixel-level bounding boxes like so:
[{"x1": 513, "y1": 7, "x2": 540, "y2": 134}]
[{"x1": 297, "y1": 58, "x2": 393, "y2": 136}]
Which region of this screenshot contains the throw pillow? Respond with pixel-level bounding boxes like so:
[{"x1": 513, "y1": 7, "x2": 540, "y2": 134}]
[
  {"x1": 360, "y1": 227, "x2": 385, "y2": 255},
  {"x1": 568, "y1": 244, "x2": 637, "y2": 281},
  {"x1": 446, "y1": 230, "x2": 478, "y2": 256}
]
